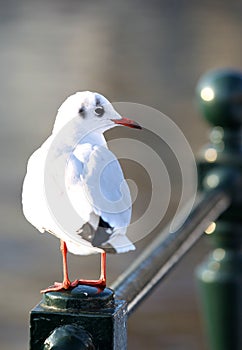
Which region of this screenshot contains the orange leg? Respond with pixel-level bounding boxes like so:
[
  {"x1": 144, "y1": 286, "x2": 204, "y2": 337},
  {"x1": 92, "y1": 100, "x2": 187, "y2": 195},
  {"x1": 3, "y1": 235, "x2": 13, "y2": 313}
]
[
  {"x1": 41, "y1": 240, "x2": 78, "y2": 293},
  {"x1": 78, "y1": 252, "x2": 106, "y2": 289}
]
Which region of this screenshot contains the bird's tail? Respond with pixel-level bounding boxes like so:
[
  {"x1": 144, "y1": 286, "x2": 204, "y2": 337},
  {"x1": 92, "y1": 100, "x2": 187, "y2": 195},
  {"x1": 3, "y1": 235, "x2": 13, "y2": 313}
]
[{"x1": 103, "y1": 234, "x2": 135, "y2": 254}]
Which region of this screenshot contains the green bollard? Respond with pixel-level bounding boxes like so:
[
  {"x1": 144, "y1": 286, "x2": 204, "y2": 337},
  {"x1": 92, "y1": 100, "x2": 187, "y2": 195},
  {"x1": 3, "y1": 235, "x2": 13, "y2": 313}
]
[
  {"x1": 196, "y1": 69, "x2": 242, "y2": 350},
  {"x1": 30, "y1": 285, "x2": 127, "y2": 350}
]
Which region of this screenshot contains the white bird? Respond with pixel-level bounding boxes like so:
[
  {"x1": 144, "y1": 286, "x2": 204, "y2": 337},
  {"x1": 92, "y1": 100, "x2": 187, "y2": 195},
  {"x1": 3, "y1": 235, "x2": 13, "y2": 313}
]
[{"x1": 22, "y1": 91, "x2": 141, "y2": 293}]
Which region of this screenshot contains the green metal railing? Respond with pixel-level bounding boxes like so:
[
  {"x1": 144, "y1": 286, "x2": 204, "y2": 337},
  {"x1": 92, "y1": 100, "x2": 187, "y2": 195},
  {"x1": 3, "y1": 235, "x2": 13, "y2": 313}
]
[
  {"x1": 30, "y1": 69, "x2": 242, "y2": 349},
  {"x1": 196, "y1": 69, "x2": 242, "y2": 350}
]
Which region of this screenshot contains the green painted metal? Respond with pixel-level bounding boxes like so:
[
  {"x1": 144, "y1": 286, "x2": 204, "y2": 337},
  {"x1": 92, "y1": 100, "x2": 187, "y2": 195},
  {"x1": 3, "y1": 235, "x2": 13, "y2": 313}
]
[
  {"x1": 30, "y1": 285, "x2": 127, "y2": 350},
  {"x1": 43, "y1": 324, "x2": 95, "y2": 350},
  {"x1": 196, "y1": 69, "x2": 242, "y2": 350}
]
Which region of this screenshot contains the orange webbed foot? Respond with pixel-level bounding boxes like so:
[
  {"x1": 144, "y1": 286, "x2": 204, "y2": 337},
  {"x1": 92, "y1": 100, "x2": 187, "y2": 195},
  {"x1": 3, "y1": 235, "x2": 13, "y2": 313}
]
[
  {"x1": 41, "y1": 279, "x2": 79, "y2": 293},
  {"x1": 77, "y1": 278, "x2": 106, "y2": 290}
]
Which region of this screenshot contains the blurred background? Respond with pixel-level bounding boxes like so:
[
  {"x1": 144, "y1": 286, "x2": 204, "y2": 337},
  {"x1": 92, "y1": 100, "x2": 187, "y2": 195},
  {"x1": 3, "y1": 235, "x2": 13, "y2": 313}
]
[{"x1": 1, "y1": 1, "x2": 242, "y2": 349}]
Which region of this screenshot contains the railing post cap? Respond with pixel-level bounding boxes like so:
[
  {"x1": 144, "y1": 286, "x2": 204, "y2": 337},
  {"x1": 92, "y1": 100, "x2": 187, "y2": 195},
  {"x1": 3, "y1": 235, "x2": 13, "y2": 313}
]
[
  {"x1": 196, "y1": 68, "x2": 242, "y2": 129},
  {"x1": 30, "y1": 286, "x2": 127, "y2": 349},
  {"x1": 41, "y1": 285, "x2": 114, "y2": 311}
]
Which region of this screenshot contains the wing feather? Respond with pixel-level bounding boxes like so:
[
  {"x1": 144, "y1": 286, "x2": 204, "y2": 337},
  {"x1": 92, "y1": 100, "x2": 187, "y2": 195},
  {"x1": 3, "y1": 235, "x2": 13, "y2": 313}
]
[{"x1": 82, "y1": 145, "x2": 132, "y2": 229}]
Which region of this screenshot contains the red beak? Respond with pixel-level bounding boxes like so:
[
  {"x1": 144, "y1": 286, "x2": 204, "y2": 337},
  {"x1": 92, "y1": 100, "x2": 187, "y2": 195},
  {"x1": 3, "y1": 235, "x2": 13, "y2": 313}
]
[{"x1": 111, "y1": 117, "x2": 142, "y2": 129}]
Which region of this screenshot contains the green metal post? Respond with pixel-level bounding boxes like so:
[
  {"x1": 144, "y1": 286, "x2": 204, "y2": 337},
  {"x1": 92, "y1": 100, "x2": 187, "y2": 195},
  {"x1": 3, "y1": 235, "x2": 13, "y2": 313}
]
[
  {"x1": 30, "y1": 285, "x2": 127, "y2": 349},
  {"x1": 196, "y1": 69, "x2": 242, "y2": 350}
]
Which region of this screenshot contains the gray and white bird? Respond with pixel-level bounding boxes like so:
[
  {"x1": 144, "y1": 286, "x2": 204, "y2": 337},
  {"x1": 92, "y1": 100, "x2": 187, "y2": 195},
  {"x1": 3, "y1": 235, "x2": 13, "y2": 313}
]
[{"x1": 22, "y1": 91, "x2": 141, "y2": 292}]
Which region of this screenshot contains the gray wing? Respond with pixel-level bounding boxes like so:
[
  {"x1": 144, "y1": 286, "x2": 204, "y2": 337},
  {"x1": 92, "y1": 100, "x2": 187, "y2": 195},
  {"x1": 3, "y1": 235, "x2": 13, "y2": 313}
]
[
  {"x1": 66, "y1": 143, "x2": 133, "y2": 253},
  {"x1": 82, "y1": 145, "x2": 132, "y2": 229}
]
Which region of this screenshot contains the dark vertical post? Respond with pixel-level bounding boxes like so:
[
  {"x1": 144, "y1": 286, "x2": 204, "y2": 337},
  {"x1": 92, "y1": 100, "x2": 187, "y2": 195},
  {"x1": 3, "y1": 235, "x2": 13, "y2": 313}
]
[
  {"x1": 196, "y1": 69, "x2": 242, "y2": 350},
  {"x1": 30, "y1": 285, "x2": 127, "y2": 350}
]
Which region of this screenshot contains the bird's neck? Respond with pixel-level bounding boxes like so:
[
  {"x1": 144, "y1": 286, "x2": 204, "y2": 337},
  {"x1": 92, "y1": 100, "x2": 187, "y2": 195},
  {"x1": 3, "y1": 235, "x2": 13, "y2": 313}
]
[
  {"x1": 51, "y1": 118, "x2": 115, "y2": 155},
  {"x1": 51, "y1": 129, "x2": 107, "y2": 157}
]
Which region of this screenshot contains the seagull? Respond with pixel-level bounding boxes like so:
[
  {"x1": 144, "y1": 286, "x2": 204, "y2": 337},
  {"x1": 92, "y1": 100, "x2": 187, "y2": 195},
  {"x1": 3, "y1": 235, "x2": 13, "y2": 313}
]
[{"x1": 22, "y1": 91, "x2": 141, "y2": 293}]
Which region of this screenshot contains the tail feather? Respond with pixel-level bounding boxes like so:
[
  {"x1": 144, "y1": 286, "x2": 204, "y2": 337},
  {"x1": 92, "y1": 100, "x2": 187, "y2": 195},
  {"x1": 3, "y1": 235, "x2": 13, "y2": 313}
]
[{"x1": 103, "y1": 234, "x2": 135, "y2": 253}]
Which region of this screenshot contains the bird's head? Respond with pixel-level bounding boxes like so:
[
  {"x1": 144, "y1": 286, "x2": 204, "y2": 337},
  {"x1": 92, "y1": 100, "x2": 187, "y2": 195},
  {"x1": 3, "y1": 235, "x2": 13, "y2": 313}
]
[{"x1": 52, "y1": 91, "x2": 141, "y2": 134}]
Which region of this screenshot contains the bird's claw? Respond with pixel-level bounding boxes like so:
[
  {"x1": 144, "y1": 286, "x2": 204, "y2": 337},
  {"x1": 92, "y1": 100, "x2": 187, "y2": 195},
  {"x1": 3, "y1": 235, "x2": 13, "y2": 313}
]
[
  {"x1": 77, "y1": 278, "x2": 106, "y2": 289},
  {"x1": 41, "y1": 279, "x2": 79, "y2": 293}
]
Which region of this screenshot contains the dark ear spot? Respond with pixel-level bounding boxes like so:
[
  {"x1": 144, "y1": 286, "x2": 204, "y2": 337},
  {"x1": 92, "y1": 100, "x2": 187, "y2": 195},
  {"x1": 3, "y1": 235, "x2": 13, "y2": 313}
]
[{"x1": 78, "y1": 106, "x2": 85, "y2": 116}]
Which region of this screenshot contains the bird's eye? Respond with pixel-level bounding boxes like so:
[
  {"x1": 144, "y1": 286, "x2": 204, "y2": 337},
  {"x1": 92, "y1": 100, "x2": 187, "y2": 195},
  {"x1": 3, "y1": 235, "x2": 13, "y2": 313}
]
[{"x1": 95, "y1": 106, "x2": 104, "y2": 117}]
